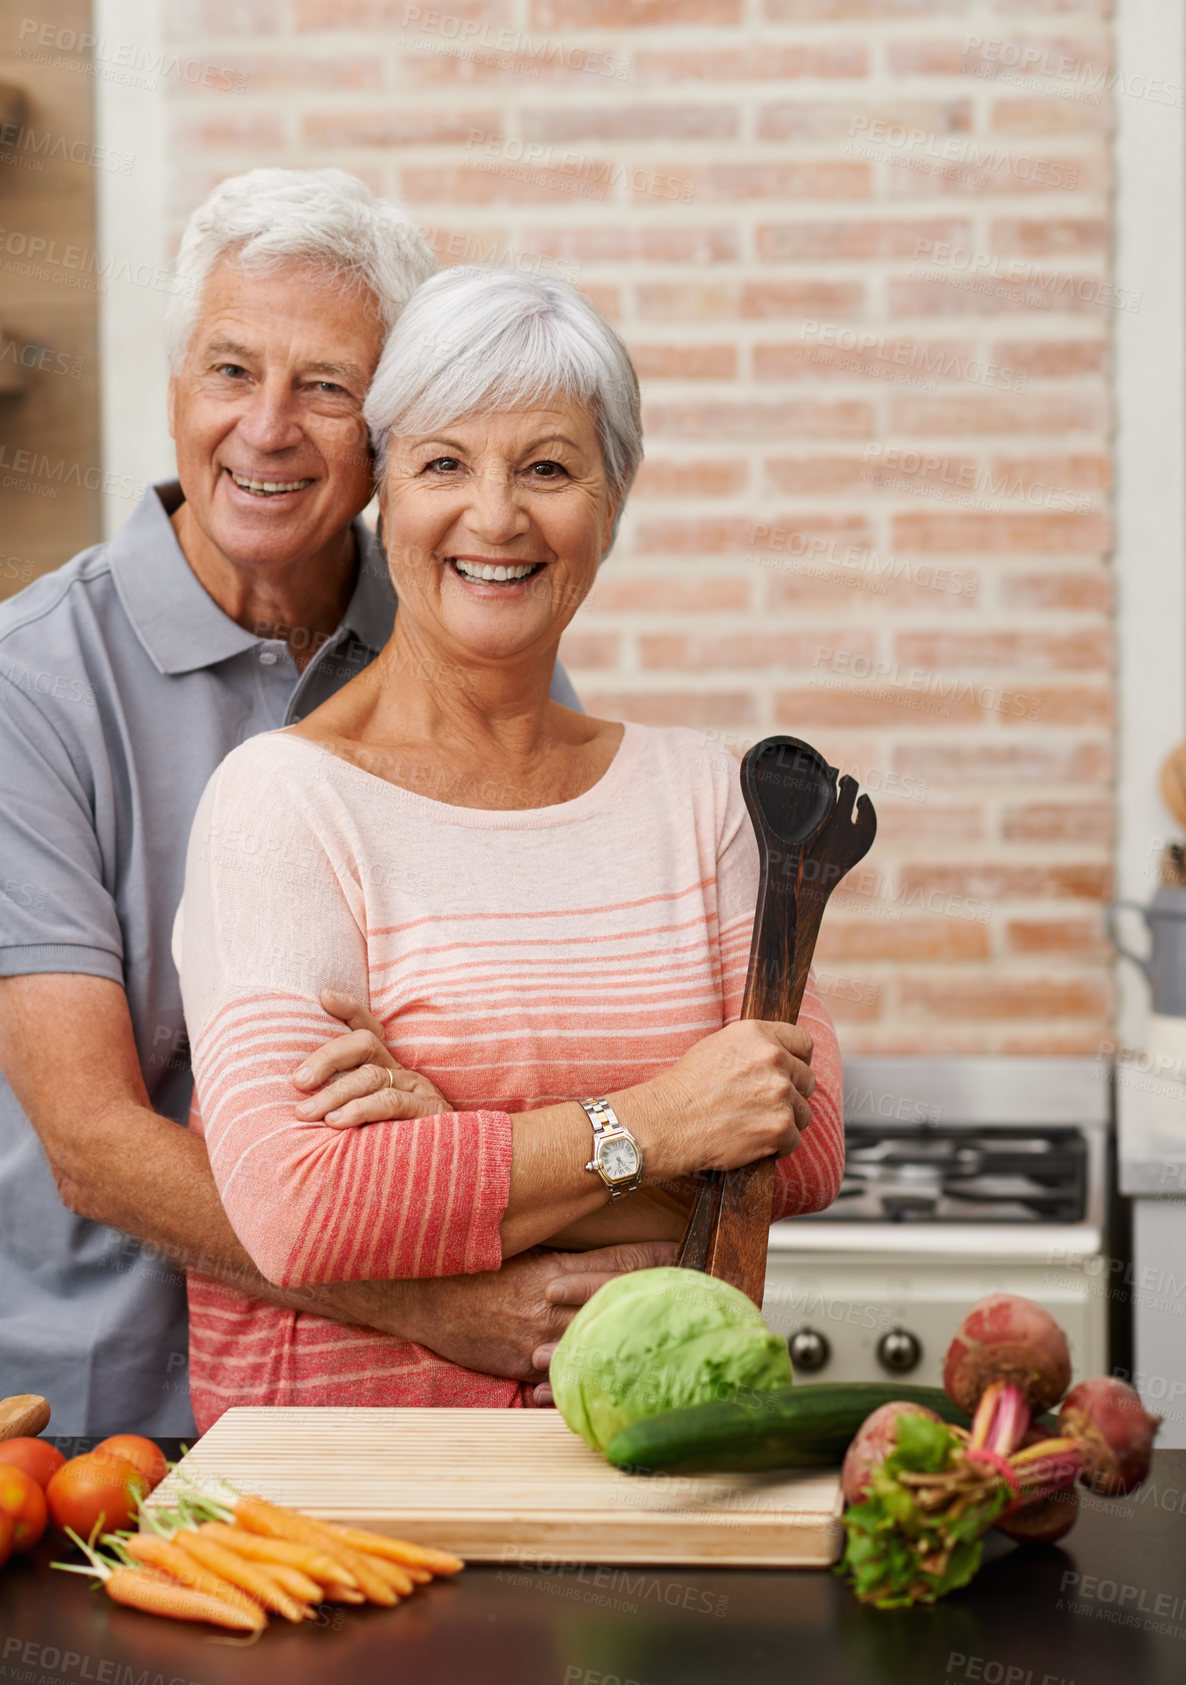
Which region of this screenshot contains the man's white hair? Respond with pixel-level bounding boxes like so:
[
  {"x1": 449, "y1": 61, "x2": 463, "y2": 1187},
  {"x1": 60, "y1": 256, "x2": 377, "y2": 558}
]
[
  {"x1": 164, "y1": 168, "x2": 437, "y2": 371},
  {"x1": 363, "y1": 267, "x2": 644, "y2": 524}
]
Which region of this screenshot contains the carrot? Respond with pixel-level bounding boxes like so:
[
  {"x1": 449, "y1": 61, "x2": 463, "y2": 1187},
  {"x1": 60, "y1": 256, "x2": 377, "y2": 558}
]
[
  {"x1": 352, "y1": 1553, "x2": 414, "y2": 1596},
  {"x1": 405, "y1": 1567, "x2": 433, "y2": 1585},
  {"x1": 121, "y1": 1534, "x2": 266, "y2": 1624},
  {"x1": 248, "y1": 1561, "x2": 324, "y2": 1604},
  {"x1": 104, "y1": 1566, "x2": 262, "y2": 1632},
  {"x1": 233, "y1": 1497, "x2": 398, "y2": 1607},
  {"x1": 322, "y1": 1582, "x2": 367, "y2": 1604},
  {"x1": 196, "y1": 1522, "x2": 357, "y2": 1587},
  {"x1": 322, "y1": 1521, "x2": 465, "y2": 1575},
  {"x1": 173, "y1": 1530, "x2": 310, "y2": 1623}
]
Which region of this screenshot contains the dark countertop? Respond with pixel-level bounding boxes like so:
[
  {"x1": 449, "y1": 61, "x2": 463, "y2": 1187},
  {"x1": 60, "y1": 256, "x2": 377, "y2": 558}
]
[{"x1": 4, "y1": 1444, "x2": 1186, "y2": 1685}]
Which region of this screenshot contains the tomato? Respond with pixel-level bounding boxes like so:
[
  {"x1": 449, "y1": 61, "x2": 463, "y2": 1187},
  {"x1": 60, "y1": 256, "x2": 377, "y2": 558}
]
[
  {"x1": 46, "y1": 1454, "x2": 148, "y2": 1539},
  {"x1": 0, "y1": 1462, "x2": 47, "y2": 1553},
  {"x1": 92, "y1": 1434, "x2": 168, "y2": 1491},
  {"x1": 0, "y1": 1438, "x2": 66, "y2": 1490},
  {"x1": 0, "y1": 1510, "x2": 13, "y2": 1569}
]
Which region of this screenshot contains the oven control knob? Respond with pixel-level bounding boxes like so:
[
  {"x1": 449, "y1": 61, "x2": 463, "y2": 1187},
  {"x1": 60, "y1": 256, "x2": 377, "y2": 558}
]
[
  {"x1": 877, "y1": 1328, "x2": 922, "y2": 1375},
  {"x1": 788, "y1": 1328, "x2": 831, "y2": 1373}
]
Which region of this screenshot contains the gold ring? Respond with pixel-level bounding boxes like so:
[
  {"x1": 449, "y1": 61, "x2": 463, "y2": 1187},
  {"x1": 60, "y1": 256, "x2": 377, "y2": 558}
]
[{"x1": 385, "y1": 1068, "x2": 395, "y2": 1090}]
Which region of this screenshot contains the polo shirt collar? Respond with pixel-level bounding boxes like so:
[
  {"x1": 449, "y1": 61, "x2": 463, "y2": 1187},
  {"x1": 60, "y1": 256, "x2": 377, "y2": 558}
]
[{"x1": 110, "y1": 482, "x2": 394, "y2": 676}]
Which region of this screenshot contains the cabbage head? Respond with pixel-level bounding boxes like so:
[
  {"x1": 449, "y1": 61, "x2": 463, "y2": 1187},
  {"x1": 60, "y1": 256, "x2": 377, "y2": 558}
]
[{"x1": 550, "y1": 1266, "x2": 792, "y2": 1452}]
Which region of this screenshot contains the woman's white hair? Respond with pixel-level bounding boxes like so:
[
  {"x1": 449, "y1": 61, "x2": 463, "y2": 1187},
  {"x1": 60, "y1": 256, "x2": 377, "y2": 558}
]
[
  {"x1": 363, "y1": 267, "x2": 644, "y2": 523},
  {"x1": 164, "y1": 168, "x2": 437, "y2": 371}
]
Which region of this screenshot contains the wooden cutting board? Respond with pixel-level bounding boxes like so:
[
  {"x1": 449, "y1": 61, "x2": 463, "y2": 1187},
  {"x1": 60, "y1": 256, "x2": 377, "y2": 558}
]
[{"x1": 158, "y1": 1407, "x2": 844, "y2": 1568}]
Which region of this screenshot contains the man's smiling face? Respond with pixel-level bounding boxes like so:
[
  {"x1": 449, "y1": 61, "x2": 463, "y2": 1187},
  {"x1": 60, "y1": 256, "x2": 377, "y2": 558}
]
[{"x1": 167, "y1": 257, "x2": 384, "y2": 575}]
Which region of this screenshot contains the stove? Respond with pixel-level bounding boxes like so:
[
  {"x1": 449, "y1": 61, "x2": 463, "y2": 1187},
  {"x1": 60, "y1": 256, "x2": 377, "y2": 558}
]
[{"x1": 761, "y1": 1057, "x2": 1113, "y2": 1386}]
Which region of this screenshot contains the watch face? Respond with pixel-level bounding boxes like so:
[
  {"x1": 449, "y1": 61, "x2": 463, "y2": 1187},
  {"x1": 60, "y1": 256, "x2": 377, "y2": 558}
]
[{"x1": 599, "y1": 1133, "x2": 641, "y2": 1182}]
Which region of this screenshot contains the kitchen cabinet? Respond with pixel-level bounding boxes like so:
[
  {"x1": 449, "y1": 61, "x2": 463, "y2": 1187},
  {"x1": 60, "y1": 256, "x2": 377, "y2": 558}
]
[{"x1": 1116, "y1": 1070, "x2": 1186, "y2": 1447}]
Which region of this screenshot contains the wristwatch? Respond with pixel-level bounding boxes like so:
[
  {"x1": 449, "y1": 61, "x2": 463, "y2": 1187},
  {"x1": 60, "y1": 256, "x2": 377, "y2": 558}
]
[{"x1": 579, "y1": 1098, "x2": 644, "y2": 1199}]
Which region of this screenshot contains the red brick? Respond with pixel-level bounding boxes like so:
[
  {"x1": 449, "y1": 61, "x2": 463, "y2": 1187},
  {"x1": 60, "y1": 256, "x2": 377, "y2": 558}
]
[
  {"x1": 758, "y1": 218, "x2": 972, "y2": 261},
  {"x1": 891, "y1": 511, "x2": 1110, "y2": 555},
  {"x1": 863, "y1": 453, "x2": 980, "y2": 495},
  {"x1": 895, "y1": 742, "x2": 1111, "y2": 784},
  {"x1": 775, "y1": 685, "x2": 985, "y2": 729},
  {"x1": 298, "y1": 0, "x2": 507, "y2": 20},
  {"x1": 755, "y1": 336, "x2": 974, "y2": 383},
  {"x1": 633, "y1": 459, "x2": 748, "y2": 498},
  {"x1": 768, "y1": 0, "x2": 981, "y2": 13},
  {"x1": 992, "y1": 218, "x2": 1108, "y2": 257},
  {"x1": 885, "y1": 155, "x2": 1102, "y2": 201},
  {"x1": 900, "y1": 977, "x2": 1111, "y2": 1021},
  {"x1": 635, "y1": 282, "x2": 737, "y2": 320},
  {"x1": 758, "y1": 99, "x2": 971, "y2": 144},
  {"x1": 887, "y1": 275, "x2": 1107, "y2": 318},
  {"x1": 520, "y1": 106, "x2": 738, "y2": 143},
  {"x1": 1002, "y1": 802, "x2": 1113, "y2": 843},
  {"x1": 997, "y1": 1032, "x2": 1112, "y2": 1057},
  {"x1": 991, "y1": 98, "x2": 1110, "y2": 137},
  {"x1": 1000, "y1": 570, "x2": 1112, "y2": 612},
  {"x1": 815, "y1": 920, "x2": 991, "y2": 961},
  {"x1": 1006, "y1": 919, "x2": 1106, "y2": 956},
  {"x1": 171, "y1": 52, "x2": 383, "y2": 91},
  {"x1": 522, "y1": 225, "x2": 738, "y2": 263},
  {"x1": 873, "y1": 803, "x2": 986, "y2": 843},
  {"x1": 662, "y1": 161, "x2": 870, "y2": 202},
  {"x1": 897, "y1": 863, "x2": 1111, "y2": 900},
  {"x1": 581, "y1": 691, "x2": 756, "y2": 727},
  {"x1": 303, "y1": 111, "x2": 501, "y2": 147},
  {"x1": 577, "y1": 282, "x2": 622, "y2": 320},
  {"x1": 641, "y1": 632, "x2": 846, "y2": 672},
  {"x1": 991, "y1": 453, "x2": 1111, "y2": 494},
  {"x1": 404, "y1": 162, "x2": 618, "y2": 207},
  {"x1": 894, "y1": 629, "x2": 1109, "y2": 671},
  {"x1": 399, "y1": 46, "x2": 631, "y2": 86},
  {"x1": 639, "y1": 513, "x2": 871, "y2": 556},
  {"x1": 632, "y1": 44, "x2": 867, "y2": 80},
  {"x1": 764, "y1": 561, "x2": 981, "y2": 613},
  {"x1": 765, "y1": 456, "x2": 892, "y2": 495},
  {"x1": 531, "y1": 0, "x2": 740, "y2": 20},
  {"x1": 991, "y1": 339, "x2": 1107, "y2": 377},
  {"x1": 628, "y1": 344, "x2": 738, "y2": 380},
  {"x1": 811, "y1": 971, "x2": 883, "y2": 1022},
  {"x1": 170, "y1": 113, "x2": 287, "y2": 149},
  {"x1": 585, "y1": 577, "x2": 752, "y2": 613},
  {"x1": 557, "y1": 632, "x2": 619, "y2": 669},
  {"x1": 890, "y1": 394, "x2": 1104, "y2": 433},
  {"x1": 646, "y1": 398, "x2": 874, "y2": 441},
  {"x1": 889, "y1": 37, "x2": 1110, "y2": 78},
  {"x1": 741, "y1": 282, "x2": 865, "y2": 321},
  {"x1": 1004, "y1": 685, "x2": 1113, "y2": 726}
]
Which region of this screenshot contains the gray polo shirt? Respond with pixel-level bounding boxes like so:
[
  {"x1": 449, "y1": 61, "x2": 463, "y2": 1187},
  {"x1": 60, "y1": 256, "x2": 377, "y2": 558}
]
[{"x1": 0, "y1": 481, "x2": 580, "y2": 1436}]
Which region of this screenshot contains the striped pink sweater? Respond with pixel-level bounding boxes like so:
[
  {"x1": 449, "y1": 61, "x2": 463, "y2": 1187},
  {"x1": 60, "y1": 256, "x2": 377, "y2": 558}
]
[{"x1": 175, "y1": 723, "x2": 844, "y2": 1431}]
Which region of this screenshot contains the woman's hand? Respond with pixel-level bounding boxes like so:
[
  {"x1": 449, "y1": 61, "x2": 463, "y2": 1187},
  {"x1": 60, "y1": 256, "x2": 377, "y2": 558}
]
[
  {"x1": 623, "y1": 1019, "x2": 817, "y2": 1181},
  {"x1": 291, "y1": 989, "x2": 453, "y2": 1128}
]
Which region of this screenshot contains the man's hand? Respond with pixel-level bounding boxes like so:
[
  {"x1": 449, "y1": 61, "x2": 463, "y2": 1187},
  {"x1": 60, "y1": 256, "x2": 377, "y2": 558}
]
[
  {"x1": 403, "y1": 1240, "x2": 677, "y2": 1404},
  {"x1": 293, "y1": 989, "x2": 452, "y2": 1127}
]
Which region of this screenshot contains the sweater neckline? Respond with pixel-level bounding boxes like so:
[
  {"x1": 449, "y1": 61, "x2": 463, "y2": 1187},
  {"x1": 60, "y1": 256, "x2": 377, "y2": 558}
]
[{"x1": 269, "y1": 720, "x2": 645, "y2": 830}]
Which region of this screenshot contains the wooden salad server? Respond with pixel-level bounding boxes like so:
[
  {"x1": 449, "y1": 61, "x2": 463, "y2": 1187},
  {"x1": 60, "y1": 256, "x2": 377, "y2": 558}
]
[{"x1": 675, "y1": 736, "x2": 877, "y2": 1305}]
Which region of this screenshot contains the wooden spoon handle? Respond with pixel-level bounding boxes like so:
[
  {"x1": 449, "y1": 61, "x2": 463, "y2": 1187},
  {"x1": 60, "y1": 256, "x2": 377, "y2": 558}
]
[{"x1": 0, "y1": 1394, "x2": 50, "y2": 1441}]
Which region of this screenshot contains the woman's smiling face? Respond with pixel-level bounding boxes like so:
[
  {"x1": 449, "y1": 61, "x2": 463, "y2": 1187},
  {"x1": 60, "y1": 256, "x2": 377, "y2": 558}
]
[{"x1": 378, "y1": 401, "x2": 618, "y2": 669}]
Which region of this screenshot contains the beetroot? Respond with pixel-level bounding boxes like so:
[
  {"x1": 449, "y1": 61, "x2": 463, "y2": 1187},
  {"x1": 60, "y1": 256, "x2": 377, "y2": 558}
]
[
  {"x1": 841, "y1": 1401, "x2": 943, "y2": 1506},
  {"x1": 995, "y1": 1486, "x2": 1078, "y2": 1544},
  {"x1": 1059, "y1": 1377, "x2": 1162, "y2": 1497},
  {"x1": 943, "y1": 1294, "x2": 1071, "y2": 1415}
]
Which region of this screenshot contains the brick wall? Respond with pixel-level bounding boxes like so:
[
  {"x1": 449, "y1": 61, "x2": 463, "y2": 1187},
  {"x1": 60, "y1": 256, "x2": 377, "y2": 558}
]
[{"x1": 165, "y1": 0, "x2": 1116, "y2": 1056}]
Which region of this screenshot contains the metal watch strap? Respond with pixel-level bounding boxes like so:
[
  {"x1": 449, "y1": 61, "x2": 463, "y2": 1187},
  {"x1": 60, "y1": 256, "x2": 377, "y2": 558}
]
[{"x1": 579, "y1": 1097, "x2": 642, "y2": 1200}]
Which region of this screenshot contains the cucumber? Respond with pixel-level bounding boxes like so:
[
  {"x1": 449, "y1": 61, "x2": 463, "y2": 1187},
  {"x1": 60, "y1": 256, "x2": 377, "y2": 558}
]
[{"x1": 604, "y1": 1382, "x2": 970, "y2": 1475}]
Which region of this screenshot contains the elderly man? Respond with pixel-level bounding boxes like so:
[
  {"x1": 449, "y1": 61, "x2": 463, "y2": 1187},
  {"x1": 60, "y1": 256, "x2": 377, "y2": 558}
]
[{"x1": 0, "y1": 168, "x2": 670, "y2": 1436}]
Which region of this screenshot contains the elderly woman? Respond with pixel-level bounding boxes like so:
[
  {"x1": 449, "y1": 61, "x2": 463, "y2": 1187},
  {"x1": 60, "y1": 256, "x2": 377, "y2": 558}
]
[{"x1": 174, "y1": 267, "x2": 844, "y2": 1430}]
